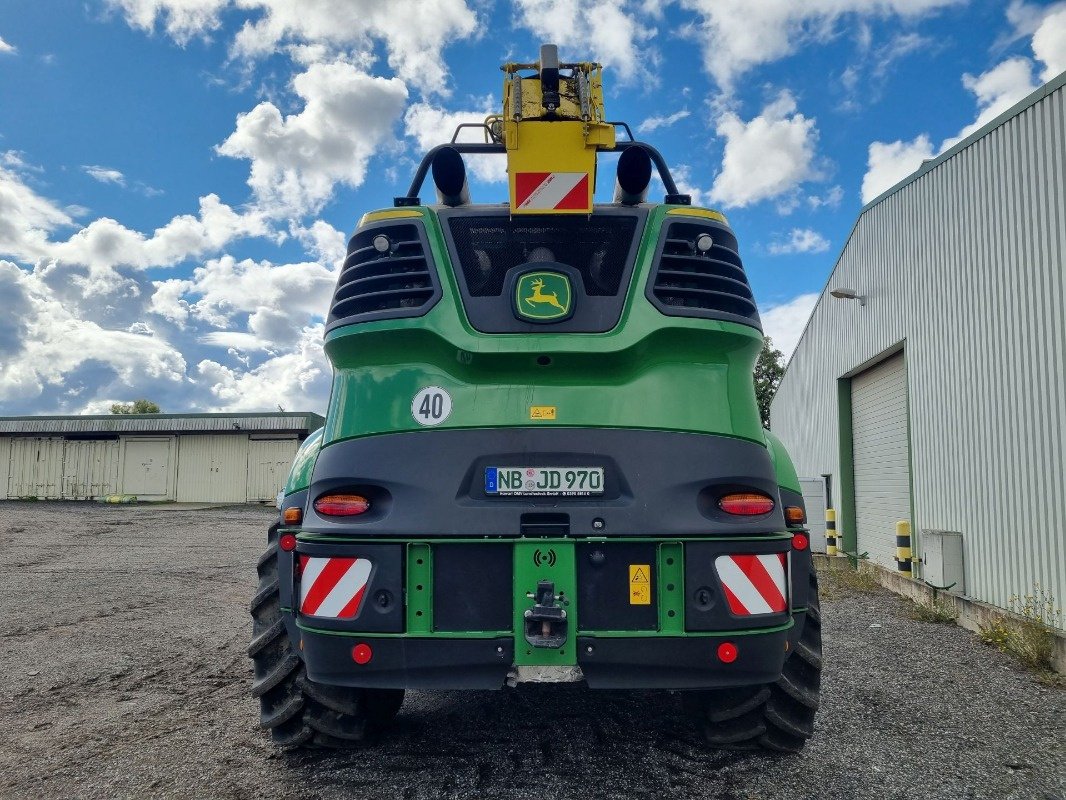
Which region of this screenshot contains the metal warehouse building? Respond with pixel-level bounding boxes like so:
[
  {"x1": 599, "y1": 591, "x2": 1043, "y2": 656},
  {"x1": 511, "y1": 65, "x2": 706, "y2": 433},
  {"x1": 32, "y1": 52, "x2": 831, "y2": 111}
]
[
  {"x1": 771, "y1": 74, "x2": 1065, "y2": 629},
  {"x1": 0, "y1": 413, "x2": 323, "y2": 503}
]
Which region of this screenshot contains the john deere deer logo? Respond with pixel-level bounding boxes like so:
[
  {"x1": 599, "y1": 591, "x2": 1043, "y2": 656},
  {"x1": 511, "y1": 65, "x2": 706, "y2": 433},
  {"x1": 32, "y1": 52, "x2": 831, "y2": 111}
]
[{"x1": 515, "y1": 271, "x2": 573, "y2": 322}]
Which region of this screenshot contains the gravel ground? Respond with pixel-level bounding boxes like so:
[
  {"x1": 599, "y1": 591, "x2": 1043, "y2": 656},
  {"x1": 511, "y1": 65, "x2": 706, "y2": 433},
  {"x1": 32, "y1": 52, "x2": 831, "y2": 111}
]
[{"x1": 0, "y1": 501, "x2": 1063, "y2": 800}]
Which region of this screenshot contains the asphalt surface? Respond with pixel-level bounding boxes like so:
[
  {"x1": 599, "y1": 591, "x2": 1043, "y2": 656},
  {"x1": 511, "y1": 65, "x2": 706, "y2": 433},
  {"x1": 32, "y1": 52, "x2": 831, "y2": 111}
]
[{"x1": 0, "y1": 501, "x2": 1063, "y2": 800}]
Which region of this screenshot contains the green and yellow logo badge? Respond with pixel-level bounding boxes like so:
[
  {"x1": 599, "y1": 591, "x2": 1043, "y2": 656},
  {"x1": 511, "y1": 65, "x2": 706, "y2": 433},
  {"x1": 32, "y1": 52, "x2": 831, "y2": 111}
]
[{"x1": 514, "y1": 271, "x2": 573, "y2": 323}]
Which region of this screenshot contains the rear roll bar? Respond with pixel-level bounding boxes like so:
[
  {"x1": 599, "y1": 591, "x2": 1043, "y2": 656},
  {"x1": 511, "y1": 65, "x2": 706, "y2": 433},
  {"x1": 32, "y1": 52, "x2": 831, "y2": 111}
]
[{"x1": 394, "y1": 141, "x2": 691, "y2": 207}]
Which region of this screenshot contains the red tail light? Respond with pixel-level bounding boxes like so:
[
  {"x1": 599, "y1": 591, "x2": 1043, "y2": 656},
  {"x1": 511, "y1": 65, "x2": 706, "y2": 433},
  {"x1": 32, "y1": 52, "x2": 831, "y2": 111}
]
[
  {"x1": 314, "y1": 494, "x2": 371, "y2": 516},
  {"x1": 718, "y1": 493, "x2": 775, "y2": 516},
  {"x1": 792, "y1": 533, "x2": 809, "y2": 551},
  {"x1": 717, "y1": 642, "x2": 738, "y2": 663},
  {"x1": 352, "y1": 643, "x2": 373, "y2": 665}
]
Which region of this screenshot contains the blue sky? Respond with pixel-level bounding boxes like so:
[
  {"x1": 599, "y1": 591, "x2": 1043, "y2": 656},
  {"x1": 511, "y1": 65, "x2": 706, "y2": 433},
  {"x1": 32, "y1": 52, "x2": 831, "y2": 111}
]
[{"x1": 0, "y1": 0, "x2": 1063, "y2": 415}]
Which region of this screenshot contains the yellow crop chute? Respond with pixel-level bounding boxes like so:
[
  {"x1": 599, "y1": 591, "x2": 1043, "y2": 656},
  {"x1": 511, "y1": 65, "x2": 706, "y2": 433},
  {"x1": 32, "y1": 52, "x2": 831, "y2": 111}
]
[{"x1": 491, "y1": 45, "x2": 616, "y2": 215}]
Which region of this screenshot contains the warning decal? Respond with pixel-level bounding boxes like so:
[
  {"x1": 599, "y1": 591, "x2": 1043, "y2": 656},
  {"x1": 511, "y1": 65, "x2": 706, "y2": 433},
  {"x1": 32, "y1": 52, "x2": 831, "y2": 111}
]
[
  {"x1": 514, "y1": 172, "x2": 590, "y2": 211},
  {"x1": 629, "y1": 564, "x2": 651, "y2": 605},
  {"x1": 299, "y1": 556, "x2": 372, "y2": 619},
  {"x1": 714, "y1": 553, "x2": 788, "y2": 615}
]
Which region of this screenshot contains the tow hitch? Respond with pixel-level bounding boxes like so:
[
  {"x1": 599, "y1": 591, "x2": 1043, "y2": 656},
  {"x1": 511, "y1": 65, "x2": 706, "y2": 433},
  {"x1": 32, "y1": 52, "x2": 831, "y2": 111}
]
[{"x1": 524, "y1": 580, "x2": 568, "y2": 648}]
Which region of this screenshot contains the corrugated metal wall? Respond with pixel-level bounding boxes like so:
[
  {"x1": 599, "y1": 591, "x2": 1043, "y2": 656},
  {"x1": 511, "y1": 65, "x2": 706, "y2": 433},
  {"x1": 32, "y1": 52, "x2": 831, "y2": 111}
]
[
  {"x1": 771, "y1": 80, "x2": 1066, "y2": 626},
  {"x1": 0, "y1": 433, "x2": 302, "y2": 502}
]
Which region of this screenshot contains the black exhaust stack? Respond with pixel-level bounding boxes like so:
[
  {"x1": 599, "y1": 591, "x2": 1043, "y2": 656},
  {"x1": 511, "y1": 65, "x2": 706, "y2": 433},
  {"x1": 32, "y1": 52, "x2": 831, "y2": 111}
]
[
  {"x1": 432, "y1": 146, "x2": 471, "y2": 207},
  {"x1": 614, "y1": 146, "x2": 652, "y2": 206}
]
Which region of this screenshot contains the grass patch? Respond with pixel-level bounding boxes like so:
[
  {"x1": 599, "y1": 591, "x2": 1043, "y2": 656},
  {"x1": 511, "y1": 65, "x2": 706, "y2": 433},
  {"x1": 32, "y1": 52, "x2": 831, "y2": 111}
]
[
  {"x1": 978, "y1": 585, "x2": 1064, "y2": 686},
  {"x1": 817, "y1": 560, "x2": 883, "y2": 600},
  {"x1": 906, "y1": 596, "x2": 958, "y2": 624}
]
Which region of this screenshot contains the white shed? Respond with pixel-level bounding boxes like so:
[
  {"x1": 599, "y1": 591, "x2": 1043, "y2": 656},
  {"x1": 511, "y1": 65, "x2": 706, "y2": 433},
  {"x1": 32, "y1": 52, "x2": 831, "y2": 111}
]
[{"x1": 0, "y1": 412, "x2": 324, "y2": 503}]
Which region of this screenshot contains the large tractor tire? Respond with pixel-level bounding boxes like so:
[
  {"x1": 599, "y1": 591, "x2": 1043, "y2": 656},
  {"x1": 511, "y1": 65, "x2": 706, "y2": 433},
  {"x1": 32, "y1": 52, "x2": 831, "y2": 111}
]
[
  {"x1": 249, "y1": 522, "x2": 405, "y2": 749},
  {"x1": 694, "y1": 571, "x2": 822, "y2": 753}
]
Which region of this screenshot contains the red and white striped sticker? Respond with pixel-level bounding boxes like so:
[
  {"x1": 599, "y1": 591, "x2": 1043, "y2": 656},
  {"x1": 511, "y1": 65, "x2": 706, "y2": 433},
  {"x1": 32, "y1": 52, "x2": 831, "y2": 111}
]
[
  {"x1": 514, "y1": 172, "x2": 590, "y2": 211},
  {"x1": 715, "y1": 553, "x2": 788, "y2": 615},
  {"x1": 298, "y1": 556, "x2": 372, "y2": 619}
]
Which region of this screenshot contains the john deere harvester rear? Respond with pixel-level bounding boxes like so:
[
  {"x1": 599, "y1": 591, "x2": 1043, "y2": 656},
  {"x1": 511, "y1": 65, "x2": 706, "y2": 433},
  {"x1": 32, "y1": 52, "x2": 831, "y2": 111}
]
[{"x1": 250, "y1": 45, "x2": 821, "y2": 752}]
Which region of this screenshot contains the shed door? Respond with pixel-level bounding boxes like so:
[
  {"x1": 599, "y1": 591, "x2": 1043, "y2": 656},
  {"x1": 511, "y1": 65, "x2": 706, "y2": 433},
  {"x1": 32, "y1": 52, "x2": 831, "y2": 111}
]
[
  {"x1": 176, "y1": 435, "x2": 249, "y2": 503},
  {"x1": 122, "y1": 439, "x2": 172, "y2": 498},
  {"x1": 852, "y1": 352, "x2": 911, "y2": 569},
  {"x1": 8, "y1": 438, "x2": 64, "y2": 499},
  {"x1": 63, "y1": 439, "x2": 120, "y2": 499},
  {"x1": 247, "y1": 437, "x2": 298, "y2": 502}
]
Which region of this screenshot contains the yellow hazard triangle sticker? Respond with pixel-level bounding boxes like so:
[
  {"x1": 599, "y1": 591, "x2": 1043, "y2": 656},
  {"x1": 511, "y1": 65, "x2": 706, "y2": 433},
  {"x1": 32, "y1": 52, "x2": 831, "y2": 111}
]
[{"x1": 629, "y1": 564, "x2": 651, "y2": 605}]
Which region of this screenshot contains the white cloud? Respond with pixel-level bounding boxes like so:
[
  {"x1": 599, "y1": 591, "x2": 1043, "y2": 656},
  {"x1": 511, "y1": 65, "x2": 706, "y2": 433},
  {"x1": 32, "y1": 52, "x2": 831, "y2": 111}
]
[
  {"x1": 768, "y1": 228, "x2": 830, "y2": 255},
  {"x1": 165, "y1": 254, "x2": 336, "y2": 346},
  {"x1": 217, "y1": 61, "x2": 408, "y2": 216},
  {"x1": 941, "y1": 57, "x2": 1038, "y2": 149},
  {"x1": 403, "y1": 100, "x2": 508, "y2": 185},
  {"x1": 861, "y1": 134, "x2": 934, "y2": 204},
  {"x1": 83, "y1": 165, "x2": 127, "y2": 186},
  {"x1": 110, "y1": 0, "x2": 478, "y2": 95},
  {"x1": 513, "y1": 0, "x2": 656, "y2": 84},
  {"x1": 0, "y1": 34, "x2": 16, "y2": 54},
  {"x1": 0, "y1": 158, "x2": 74, "y2": 260},
  {"x1": 50, "y1": 193, "x2": 271, "y2": 275},
  {"x1": 637, "y1": 109, "x2": 691, "y2": 133},
  {"x1": 678, "y1": 0, "x2": 962, "y2": 90},
  {"x1": 0, "y1": 260, "x2": 187, "y2": 404},
  {"x1": 148, "y1": 277, "x2": 193, "y2": 326},
  {"x1": 669, "y1": 164, "x2": 713, "y2": 208},
  {"x1": 291, "y1": 219, "x2": 348, "y2": 267},
  {"x1": 861, "y1": 54, "x2": 1040, "y2": 204},
  {"x1": 195, "y1": 325, "x2": 330, "y2": 412},
  {"x1": 710, "y1": 91, "x2": 820, "y2": 208},
  {"x1": 860, "y1": 2, "x2": 1060, "y2": 206},
  {"x1": 808, "y1": 185, "x2": 844, "y2": 209},
  {"x1": 1033, "y1": 7, "x2": 1066, "y2": 80},
  {"x1": 760, "y1": 292, "x2": 819, "y2": 360},
  {"x1": 108, "y1": 0, "x2": 227, "y2": 43}
]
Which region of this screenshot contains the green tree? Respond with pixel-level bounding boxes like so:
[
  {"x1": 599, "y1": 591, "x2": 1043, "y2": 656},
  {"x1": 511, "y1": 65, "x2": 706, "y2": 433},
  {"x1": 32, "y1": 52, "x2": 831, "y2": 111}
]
[
  {"x1": 110, "y1": 399, "x2": 162, "y2": 414},
  {"x1": 754, "y1": 337, "x2": 785, "y2": 429}
]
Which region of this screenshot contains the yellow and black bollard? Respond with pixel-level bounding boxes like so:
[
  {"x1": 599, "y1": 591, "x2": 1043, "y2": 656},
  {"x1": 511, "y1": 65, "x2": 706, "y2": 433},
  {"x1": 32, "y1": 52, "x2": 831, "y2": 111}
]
[
  {"x1": 826, "y1": 508, "x2": 838, "y2": 556},
  {"x1": 895, "y1": 520, "x2": 912, "y2": 573}
]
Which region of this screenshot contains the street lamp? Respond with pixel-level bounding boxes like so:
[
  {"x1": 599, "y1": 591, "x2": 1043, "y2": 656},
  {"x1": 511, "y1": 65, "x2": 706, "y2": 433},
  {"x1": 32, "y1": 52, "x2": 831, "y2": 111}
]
[{"x1": 830, "y1": 287, "x2": 866, "y2": 307}]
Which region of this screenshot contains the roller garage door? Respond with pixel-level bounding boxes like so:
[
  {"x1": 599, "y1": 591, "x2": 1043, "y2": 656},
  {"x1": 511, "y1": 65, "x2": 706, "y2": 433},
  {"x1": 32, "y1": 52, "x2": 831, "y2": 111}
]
[{"x1": 852, "y1": 352, "x2": 911, "y2": 569}]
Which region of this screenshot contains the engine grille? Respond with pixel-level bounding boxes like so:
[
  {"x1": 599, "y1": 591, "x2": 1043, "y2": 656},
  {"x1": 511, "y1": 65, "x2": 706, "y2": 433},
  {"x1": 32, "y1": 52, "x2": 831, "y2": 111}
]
[
  {"x1": 647, "y1": 220, "x2": 761, "y2": 330},
  {"x1": 446, "y1": 215, "x2": 638, "y2": 297},
  {"x1": 327, "y1": 222, "x2": 439, "y2": 329}
]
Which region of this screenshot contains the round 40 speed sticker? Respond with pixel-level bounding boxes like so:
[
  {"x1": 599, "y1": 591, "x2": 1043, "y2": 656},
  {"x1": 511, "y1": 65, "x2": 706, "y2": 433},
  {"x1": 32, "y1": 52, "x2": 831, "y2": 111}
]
[{"x1": 411, "y1": 386, "x2": 452, "y2": 426}]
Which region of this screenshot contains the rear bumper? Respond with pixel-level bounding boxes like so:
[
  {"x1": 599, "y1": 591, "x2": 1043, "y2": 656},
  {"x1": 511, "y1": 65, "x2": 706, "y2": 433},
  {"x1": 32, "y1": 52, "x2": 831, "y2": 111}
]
[
  {"x1": 280, "y1": 534, "x2": 811, "y2": 691},
  {"x1": 298, "y1": 627, "x2": 791, "y2": 690}
]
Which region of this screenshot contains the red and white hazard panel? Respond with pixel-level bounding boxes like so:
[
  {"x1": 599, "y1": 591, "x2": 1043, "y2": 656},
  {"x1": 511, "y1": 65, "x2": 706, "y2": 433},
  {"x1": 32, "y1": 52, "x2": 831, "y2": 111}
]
[
  {"x1": 298, "y1": 556, "x2": 372, "y2": 619},
  {"x1": 514, "y1": 172, "x2": 590, "y2": 211},
  {"x1": 714, "y1": 553, "x2": 789, "y2": 615}
]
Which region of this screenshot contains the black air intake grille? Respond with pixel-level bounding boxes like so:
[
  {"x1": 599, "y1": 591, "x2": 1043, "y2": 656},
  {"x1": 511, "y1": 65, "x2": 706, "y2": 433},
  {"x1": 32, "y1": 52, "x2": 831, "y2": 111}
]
[
  {"x1": 447, "y1": 215, "x2": 638, "y2": 297},
  {"x1": 647, "y1": 220, "x2": 761, "y2": 330},
  {"x1": 327, "y1": 222, "x2": 440, "y2": 329}
]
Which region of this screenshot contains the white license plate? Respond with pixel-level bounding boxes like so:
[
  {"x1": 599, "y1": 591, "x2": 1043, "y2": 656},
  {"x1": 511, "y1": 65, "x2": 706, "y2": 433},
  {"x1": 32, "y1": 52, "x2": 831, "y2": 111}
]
[{"x1": 485, "y1": 467, "x2": 604, "y2": 496}]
